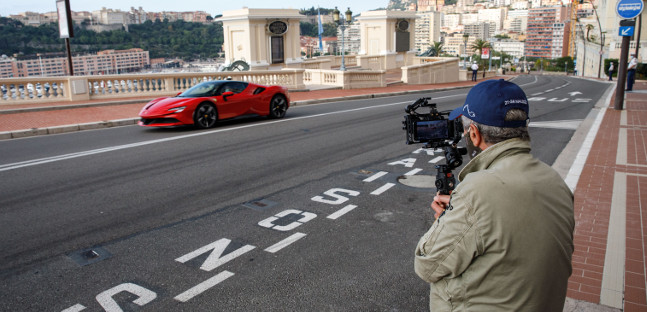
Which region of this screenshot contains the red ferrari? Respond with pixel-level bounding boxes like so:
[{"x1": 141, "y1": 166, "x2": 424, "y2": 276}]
[{"x1": 139, "y1": 80, "x2": 289, "y2": 128}]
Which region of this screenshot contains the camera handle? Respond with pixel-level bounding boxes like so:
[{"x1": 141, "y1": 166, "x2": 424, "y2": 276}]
[{"x1": 434, "y1": 164, "x2": 457, "y2": 195}]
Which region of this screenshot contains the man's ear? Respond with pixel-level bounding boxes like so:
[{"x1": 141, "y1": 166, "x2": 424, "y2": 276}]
[
  {"x1": 469, "y1": 123, "x2": 490, "y2": 150},
  {"x1": 469, "y1": 123, "x2": 482, "y2": 146}
]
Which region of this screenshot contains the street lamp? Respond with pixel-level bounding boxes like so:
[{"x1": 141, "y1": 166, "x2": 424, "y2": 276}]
[
  {"x1": 333, "y1": 6, "x2": 352, "y2": 71},
  {"x1": 462, "y1": 34, "x2": 469, "y2": 69}
]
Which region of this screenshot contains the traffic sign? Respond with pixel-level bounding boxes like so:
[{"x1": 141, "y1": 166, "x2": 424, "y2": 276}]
[
  {"x1": 620, "y1": 26, "x2": 635, "y2": 36},
  {"x1": 617, "y1": 0, "x2": 644, "y2": 19}
]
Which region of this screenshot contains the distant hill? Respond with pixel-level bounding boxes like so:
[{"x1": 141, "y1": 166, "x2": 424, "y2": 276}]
[{"x1": 0, "y1": 17, "x2": 223, "y2": 60}]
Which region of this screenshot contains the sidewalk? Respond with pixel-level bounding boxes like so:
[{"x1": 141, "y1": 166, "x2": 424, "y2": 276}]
[{"x1": 0, "y1": 76, "x2": 643, "y2": 311}]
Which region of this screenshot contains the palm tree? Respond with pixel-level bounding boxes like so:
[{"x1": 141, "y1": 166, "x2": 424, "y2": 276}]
[
  {"x1": 470, "y1": 39, "x2": 491, "y2": 67},
  {"x1": 432, "y1": 41, "x2": 444, "y2": 56}
]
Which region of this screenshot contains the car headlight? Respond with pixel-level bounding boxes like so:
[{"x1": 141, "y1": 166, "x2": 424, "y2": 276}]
[{"x1": 168, "y1": 106, "x2": 186, "y2": 113}]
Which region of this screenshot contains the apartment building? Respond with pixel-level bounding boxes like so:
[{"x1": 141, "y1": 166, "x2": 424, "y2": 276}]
[
  {"x1": 464, "y1": 22, "x2": 495, "y2": 40},
  {"x1": 336, "y1": 24, "x2": 361, "y2": 55},
  {"x1": 415, "y1": 11, "x2": 442, "y2": 53},
  {"x1": 0, "y1": 49, "x2": 150, "y2": 78},
  {"x1": 443, "y1": 33, "x2": 477, "y2": 57},
  {"x1": 491, "y1": 39, "x2": 525, "y2": 58},
  {"x1": 524, "y1": 6, "x2": 568, "y2": 58},
  {"x1": 478, "y1": 8, "x2": 506, "y2": 31}
]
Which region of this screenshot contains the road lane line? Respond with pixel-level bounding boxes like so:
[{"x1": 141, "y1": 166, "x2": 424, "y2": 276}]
[
  {"x1": 264, "y1": 232, "x2": 307, "y2": 253},
  {"x1": 405, "y1": 168, "x2": 423, "y2": 176},
  {"x1": 363, "y1": 171, "x2": 388, "y2": 182},
  {"x1": 0, "y1": 101, "x2": 416, "y2": 172},
  {"x1": 174, "y1": 271, "x2": 235, "y2": 302},
  {"x1": 371, "y1": 183, "x2": 395, "y2": 195},
  {"x1": 327, "y1": 205, "x2": 358, "y2": 220}
]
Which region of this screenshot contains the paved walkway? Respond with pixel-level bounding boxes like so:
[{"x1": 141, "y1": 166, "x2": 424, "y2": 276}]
[{"x1": 0, "y1": 76, "x2": 645, "y2": 311}]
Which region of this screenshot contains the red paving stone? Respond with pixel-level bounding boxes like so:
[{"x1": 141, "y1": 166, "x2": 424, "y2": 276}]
[{"x1": 2, "y1": 75, "x2": 647, "y2": 310}]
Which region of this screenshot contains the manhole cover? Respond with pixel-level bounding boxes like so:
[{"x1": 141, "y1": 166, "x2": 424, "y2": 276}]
[
  {"x1": 68, "y1": 246, "x2": 112, "y2": 266},
  {"x1": 397, "y1": 175, "x2": 435, "y2": 189},
  {"x1": 243, "y1": 199, "x2": 278, "y2": 211}
]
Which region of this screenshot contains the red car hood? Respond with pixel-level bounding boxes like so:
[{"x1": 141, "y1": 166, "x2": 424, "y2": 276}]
[{"x1": 140, "y1": 97, "x2": 195, "y2": 115}]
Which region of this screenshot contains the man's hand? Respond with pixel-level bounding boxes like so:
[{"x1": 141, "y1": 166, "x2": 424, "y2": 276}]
[{"x1": 431, "y1": 193, "x2": 451, "y2": 219}]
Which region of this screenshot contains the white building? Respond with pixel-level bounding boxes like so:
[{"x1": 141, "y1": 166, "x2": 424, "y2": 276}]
[
  {"x1": 92, "y1": 8, "x2": 129, "y2": 25},
  {"x1": 491, "y1": 39, "x2": 525, "y2": 58},
  {"x1": 443, "y1": 14, "x2": 461, "y2": 30},
  {"x1": 551, "y1": 22, "x2": 567, "y2": 58},
  {"x1": 464, "y1": 22, "x2": 495, "y2": 40},
  {"x1": 415, "y1": 11, "x2": 442, "y2": 53},
  {"x1": 478, "y1": 8, "x2": 506, "y2": 30},
  {"x1": 337, "y1": 23, "x2": 361, "y2": 55},
  {"x1": 462, "y1": 13, "x2": 479, "y2": 25}
]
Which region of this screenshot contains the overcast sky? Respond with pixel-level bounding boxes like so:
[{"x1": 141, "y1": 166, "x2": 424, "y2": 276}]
[{"x1": 0, "y1": 0, "x2": 387, "y2": 17}]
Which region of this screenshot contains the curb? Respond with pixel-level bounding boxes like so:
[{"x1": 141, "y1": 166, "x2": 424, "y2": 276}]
[{"x1": 0, "y1": 85, "x2": 476, "y2": 140}]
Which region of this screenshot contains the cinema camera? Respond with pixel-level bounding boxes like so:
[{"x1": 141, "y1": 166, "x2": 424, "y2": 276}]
[{"x1": 402, "y1": 97, "x2": 467, "y2": 195}]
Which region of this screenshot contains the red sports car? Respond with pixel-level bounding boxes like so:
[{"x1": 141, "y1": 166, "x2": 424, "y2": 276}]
[{"x1": 139, "y1": 80, "x2": 289, "y2": 128}]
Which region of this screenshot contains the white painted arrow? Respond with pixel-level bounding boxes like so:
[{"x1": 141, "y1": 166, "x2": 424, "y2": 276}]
[
  {"x1": 622, "y1": 28, "x2": 632, "y2": 36},
  {"x1": 568, "y1": 91, "x2": 582, "y2": 96}
]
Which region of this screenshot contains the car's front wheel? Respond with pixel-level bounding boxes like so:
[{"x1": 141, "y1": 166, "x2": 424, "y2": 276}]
[
  {"x1": 268, "y1": 95, "x2": 288, "y2": 119},
  {"x1": 193, "y1": 103, "x2": 217, "y2": 129}
]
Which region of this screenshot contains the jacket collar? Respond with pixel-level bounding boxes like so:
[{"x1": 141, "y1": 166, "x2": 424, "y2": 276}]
[{"x1": 458, "y1": 138, "x2": 531, "y2": 181}]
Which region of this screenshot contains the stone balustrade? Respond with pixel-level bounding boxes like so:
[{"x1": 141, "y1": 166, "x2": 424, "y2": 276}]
[
  {"x1": 402, "y1": 57, "x2": 460, "y2": 84},
  {"x1": 303, "y1": 69, "x2": 386, "y2": 89},
  {"x1": 0, "y1": 69, "x2": 306, "y2": 105}
]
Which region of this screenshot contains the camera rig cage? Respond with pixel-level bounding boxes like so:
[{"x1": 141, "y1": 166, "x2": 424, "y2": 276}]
[{"x1": 402, "y1": 97, "x2": 467, "y2": 195}]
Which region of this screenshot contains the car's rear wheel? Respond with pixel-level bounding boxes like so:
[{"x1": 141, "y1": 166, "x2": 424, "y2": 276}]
[
  {"x1": 193, "y1": 103, "x2": 217, "y2": 129},
  {"x1": 268, "y1": 94, "x2": 288, "y2": 119}
]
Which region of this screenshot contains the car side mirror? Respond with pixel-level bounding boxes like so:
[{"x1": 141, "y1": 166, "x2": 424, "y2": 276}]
[
  {"x1": 176, "y1": 92, "x2": 182, "y2": 96},
  {"x1": 222, "y1": 91, "x2": 234, "y2": 101}
]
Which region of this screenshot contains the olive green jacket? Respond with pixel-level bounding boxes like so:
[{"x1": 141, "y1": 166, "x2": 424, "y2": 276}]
[{"x1": 414, "y1": 138, "x2": 574, "y2": 311}]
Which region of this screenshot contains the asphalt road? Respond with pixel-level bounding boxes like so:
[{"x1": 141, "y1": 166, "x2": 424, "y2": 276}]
[{"x1": 0, "y1": 75, "x2": 612, "y2": 311}]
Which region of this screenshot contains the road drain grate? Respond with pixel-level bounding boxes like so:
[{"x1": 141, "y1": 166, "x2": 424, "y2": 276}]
[
  {"x1": 243, "y1": 199, "x2": 278, "y2": 211},
  {"x1": 68, "y1": 246, "x2": 112, "y2": 266}
]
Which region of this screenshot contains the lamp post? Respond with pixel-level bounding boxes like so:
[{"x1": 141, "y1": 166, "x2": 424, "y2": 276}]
[
  {"x1": 333, "y1": 6, "x2": 352, "y2": 71},
  {"x1": 462, "y1": 34, "x2": 469, "y2": 69}
]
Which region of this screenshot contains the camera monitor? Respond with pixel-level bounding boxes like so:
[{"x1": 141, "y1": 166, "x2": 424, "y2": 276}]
[{"x1": 415, "y1": 120, "x2": 449, "y2": 141}]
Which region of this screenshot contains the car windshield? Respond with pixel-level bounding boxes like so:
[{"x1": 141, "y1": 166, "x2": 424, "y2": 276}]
[{"x1": 178, "y1": 81, "x2": 225, "y2": 97}]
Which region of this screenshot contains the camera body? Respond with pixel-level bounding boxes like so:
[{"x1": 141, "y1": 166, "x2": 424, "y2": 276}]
[
  {"x1": 402, "y1": 97, "x2": 466, "y2": 195},
  {"x1": 402, "y1": 97, "x2": 463, "y2": 148}
]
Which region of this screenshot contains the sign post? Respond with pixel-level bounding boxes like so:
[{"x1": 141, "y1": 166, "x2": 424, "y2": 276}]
[
  {"x1": 615, "y1": 0, "x2": 644, "y2": 110},
  {"x1": 56, "y1": 0, "x2": 74, "y2": 76}
]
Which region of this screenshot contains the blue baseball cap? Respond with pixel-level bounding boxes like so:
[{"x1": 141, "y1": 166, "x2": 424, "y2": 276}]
[{"x1": 449, "y1": 79, "x2": 529, "y2": 128}]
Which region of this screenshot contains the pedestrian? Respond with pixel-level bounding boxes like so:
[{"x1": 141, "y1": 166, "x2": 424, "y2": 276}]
[
  {"x1": 627, "y1": 54, "x2": 638, "y2": 91},
  {"x1": 414, "y1": 79, "x2": 575, "y2": 311},
  {"x1": 470, "y1": 62, "x2": 478, "y2": 81},
  {"x1": 608, "y1": 62, "x2": 614, "y2": 81}
]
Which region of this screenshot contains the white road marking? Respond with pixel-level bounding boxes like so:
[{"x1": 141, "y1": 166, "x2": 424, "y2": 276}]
[
  {"x1": 429, "y1": 156, "x2": 444, "y2": 163},
  {"x1": 0, "y1": 101, "x2": 415, "y2": 172},
  {"x1": 405, "y1": 168, "x2": 423, "y2": 176},
  {"x1": 174, "y1": 271, "x2": 235, "y2": 302},
  {"x1": 327, "y1": 205, "x2": 358, "y2": 220},
  {"x1": 528, "y1": 120, "x2": 582, "y2": 130},
  {"x1": 264, "y1": 232, "x2": 307, "y2": 253},
  {"x1": 363, "y1": 171, "x2": 388, "y2": 182},
  {"x1": 370, "y1": 183, "x2": 395, "y2": 195},
  {"x1": 61, "y1": 304, "x2": 86, "y2": 312},
  {"x1": 175, "y1": 239, "x2": 255, "y2": 272}
]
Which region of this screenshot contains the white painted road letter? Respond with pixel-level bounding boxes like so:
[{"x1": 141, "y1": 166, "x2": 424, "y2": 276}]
[
  {"x1": 175, "y1": 238, "x2": 255, "y2": 272},
  {"x1": 95, "y1": 283, "x2": 157, "y2": 312},
  {"x1": 258, "y1": 209, "x2": 317, "y2": 231},
  {"x1": 311, "y1": 188, "x2": 360, "y2": 205}
]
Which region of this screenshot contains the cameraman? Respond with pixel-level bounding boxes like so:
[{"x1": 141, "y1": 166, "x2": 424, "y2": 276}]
[{"x1": 414, "y1": 80, "x2": 574, "y2": 311}]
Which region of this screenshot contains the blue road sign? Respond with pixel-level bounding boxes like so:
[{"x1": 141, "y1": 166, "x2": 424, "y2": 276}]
[
  {"x1": 617, "y1": 0, "x2": 644, "y2": 19},
  {"x1": 620, "y1": 26, "x2": 635, "y2": 36}
]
